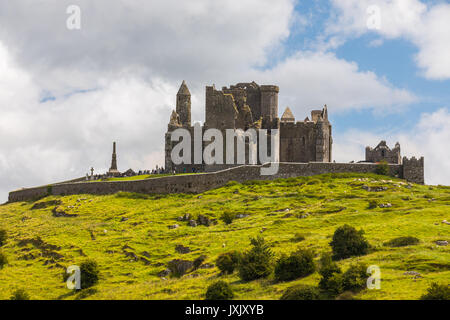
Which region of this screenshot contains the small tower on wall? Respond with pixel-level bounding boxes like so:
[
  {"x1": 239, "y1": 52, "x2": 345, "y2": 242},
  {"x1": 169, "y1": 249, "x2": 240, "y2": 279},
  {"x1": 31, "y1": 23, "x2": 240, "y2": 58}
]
[
  {"x1": 176, "y1": 80, "x2": 191, "y2": 127},
  {"x1": 108, "y1": 142, "x2": 121, "y2": 176}
]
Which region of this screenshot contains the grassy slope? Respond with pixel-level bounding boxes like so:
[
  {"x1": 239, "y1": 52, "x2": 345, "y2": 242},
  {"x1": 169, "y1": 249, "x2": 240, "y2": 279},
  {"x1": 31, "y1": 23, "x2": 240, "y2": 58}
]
[{"x1": 0, "y1": 173, "x2": 448, "y2": 300}]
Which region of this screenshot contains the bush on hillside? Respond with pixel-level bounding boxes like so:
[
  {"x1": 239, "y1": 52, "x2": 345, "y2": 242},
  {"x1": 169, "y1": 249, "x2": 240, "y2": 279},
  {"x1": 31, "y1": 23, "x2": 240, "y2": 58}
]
[
  {"x1": 274, "y1": 249, "x2": 315, "y2": 282},
  {"x1": 384, "y1": 236, "x2": 419, "y2": 247},
  {"x1": 420, "y1": 283, "x2": 450, "y2": 300},
  {"x1": 367, "y1": 200, "x2": 378, "y2": 209},
  {"x1": 318, "y1": 253, "x2": 342, "y2": 294},
  {"x1": 10, "y1": 289, "x2": 30, "y2": 300},
  {"x1": 341, "y1": 263, "x2": 368, "y2": 292},
  {"x1": 280, "y1": 285, "x2": 323, "y2": 300},
  {"x1": 216, "y1": 251, "x2": 241, "y2": 274},
  {"x1": 80, "y1": 260, "x2": 100, "y2": 289},
  {"x1": 205, "y1": 281, "x2": 234, "y2": 300},
  {"x1": 0, "y1": 251, "x2": 8, "y2": 269},
  {"x1": 0, "y1": 229, "x2": 7, "y2": 247},
  {"x1": 330, "y1": 225, "x2": 369, "y2": 260},
  {"x1": 193, "y1": 255, "x2": 207, "y2": 270},
  {"x1": 238, "y1": 237, "x2": 274, "y2": 281},
  {"x1": 220, "y1": 211, "x2": 235, "y2": 225},
  {"x1": 375, "y1": 161, "x2": 389, "y2": 176}
]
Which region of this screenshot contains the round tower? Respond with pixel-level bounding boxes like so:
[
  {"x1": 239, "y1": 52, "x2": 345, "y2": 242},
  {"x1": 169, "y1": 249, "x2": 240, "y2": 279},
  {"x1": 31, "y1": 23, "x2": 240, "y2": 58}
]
[
  {"x1": 260, "y1": 85, "x2": 279, "y2": 120},
  {"x1": 176, "y1": 80, "x2": 191, "y2": 127}
]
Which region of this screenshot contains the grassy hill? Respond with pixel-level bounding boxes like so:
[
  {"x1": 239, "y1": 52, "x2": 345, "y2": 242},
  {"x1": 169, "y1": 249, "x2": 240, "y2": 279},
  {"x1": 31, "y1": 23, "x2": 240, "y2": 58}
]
[{"x1": 0, "y1": 173, "x2": 448, "y2": 300}]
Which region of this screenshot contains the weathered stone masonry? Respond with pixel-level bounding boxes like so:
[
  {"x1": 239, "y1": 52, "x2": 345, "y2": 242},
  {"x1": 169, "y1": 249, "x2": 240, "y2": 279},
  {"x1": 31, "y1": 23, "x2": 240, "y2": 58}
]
[{"x1": 8, "y1": 161, "x2": 422, "y2": 202}]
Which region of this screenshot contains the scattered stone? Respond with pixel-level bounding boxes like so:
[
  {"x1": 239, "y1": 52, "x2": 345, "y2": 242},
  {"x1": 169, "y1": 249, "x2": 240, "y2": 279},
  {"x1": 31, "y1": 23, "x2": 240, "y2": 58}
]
[
  {"x1": 235, "y1": 214, "x2": 249, "y2": 219},
  {"x1": 233, "y1": 190, "x2": 239, "y2": 194},
  {"x1": 188, "y1": 220, "x2": 197, "y2": 227},
  {"x1": 275, "y1": 208, "x2": 290, "y2": 212},
  {"x1": 282, "y1": 213, "x2": 293, "y2": 218},
  {"x1": 298, "y1": 213, "x2": 309, "y2": 219},
  {"x1": 31, "y1": 200, "x2": 62, "y2": 210},
  {"x1": 141, "y1": 251, "x2": 151, "y2": 259},
  {"x1": 260, "y1": 227, "x2": 267, "y2": 233},
  {"x1": 120, "y1": 217, "x2": 129, "y2": 222},
  {"x1": 167, "y1": 259, "x2": 194, "y2": 277},
  {"x1": 197, "y1": 214, "x2": 217, "y2": 226},
  {"x1": 197, "y1": 196, "x2": 203, "y2": 199},
  {"x1": 158, "y1": 269, "x2": 171, "y2": 278},
  {"x1": 435, "y1": 240, "x2": 448, "y2": 246},
  {"x1": 403, "y1": 271, "x2": 421, "y2": 276},
  {"x1": 123, "y1": 251, "x2": 139, "y2": 261},
  {"x1": 168, "y1": 224, "x2": 179, "y2": 229},
  {"x1": 199, "y1": 263, "x2": 215, "y2": 269},
  {"x1": 175, "y1": 244, "x2": 191, "y2": 254},
  {"x1": 362, "y1": 185, "x2": 388, "y2": 192},
  {"x1": 52, "y1": 207, "x2": 78, "y2": 218},
  {"x1": 442, "y1": 220, "x2": 450, "y2": 225},
  {"x1": 379, "y1": 203, "x2": 392, "y2": 208}
]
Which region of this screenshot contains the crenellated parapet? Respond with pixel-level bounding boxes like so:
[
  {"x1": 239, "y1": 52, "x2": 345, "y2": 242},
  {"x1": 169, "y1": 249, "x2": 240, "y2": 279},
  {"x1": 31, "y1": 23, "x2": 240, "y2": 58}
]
[{"x1": 402, "y1": 156, "x2": 424, "y2": 184}]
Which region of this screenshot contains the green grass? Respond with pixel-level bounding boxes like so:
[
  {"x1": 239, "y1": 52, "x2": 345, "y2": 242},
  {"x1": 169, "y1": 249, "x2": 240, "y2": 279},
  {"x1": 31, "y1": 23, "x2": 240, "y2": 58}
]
[{"x1": 0, "y1": 173, "x2": 448, "y2": 300}]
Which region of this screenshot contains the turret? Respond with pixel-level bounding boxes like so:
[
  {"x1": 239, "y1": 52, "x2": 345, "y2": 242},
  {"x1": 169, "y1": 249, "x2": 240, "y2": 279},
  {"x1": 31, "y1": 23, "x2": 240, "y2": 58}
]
[
  {"x1": 260, "y1": 85, "x2": 279, "y2": 120},
  {"x1": 176, "y1": 80, "x2": 191, "y2": 127}
]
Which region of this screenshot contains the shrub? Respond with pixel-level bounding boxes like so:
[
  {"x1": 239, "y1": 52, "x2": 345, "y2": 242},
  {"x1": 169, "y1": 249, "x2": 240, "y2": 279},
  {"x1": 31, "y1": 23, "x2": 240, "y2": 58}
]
[
  {"x1": 384, "y1": 236, "x2": 419, "y2": 247},
  {"x1": 420, "y1": 283, "x2": 450, "y2": 300},
  {"x1": 274, "y1": 249, "x2": 315, "y2": 282},
  {"x1": 375, "y1": 161, "x2": 389, "y2": 176},
  {"x1": 0, "y1": 229, "x2": 7, "y2": 246},
  {"x1": 205, "y1": 281, "x2": 234, "y2": 300},
  {"x1": 80, "y1": 260, "x2": 100, "y2": 289},
  {"x1": 367, "y1": 200, "x2": 378, "y2": 209},
  {"x1": 193, "y1": 255, "x2": 207, "y2": 270},
  {"x1": 238, "y1": 236, "x2": 274, "y2": 281},
  {"x1": 318, "y1": 253, "x2": 342, "y2": 294},
  {"x1": 0, "y1": 251, "x2": 8, "y2": 269},
  {"x1": 220, "y1": 211, "x2": 235, "y2": 225},
  {"x1": 291, "y1": 233, "x2": 305, "y2": 242},
  {"x1": 216, "y1": 251, "x2": 241, "y2": 274},
  {"x1": 280, "y1": 285, "x2": 322, "y2": 300},
  {"x1": 329, "y1": 225, "x2": 369, "y2": 260},
  {"x1": 342, "y1": 263, "x2": 368, "y2": 292},
  {"x1": 10, "y1": 289, "x2": 30, "y2": 300}
]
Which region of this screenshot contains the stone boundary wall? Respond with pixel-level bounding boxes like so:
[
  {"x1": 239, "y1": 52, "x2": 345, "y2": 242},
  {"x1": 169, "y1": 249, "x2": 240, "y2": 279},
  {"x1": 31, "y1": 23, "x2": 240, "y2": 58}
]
[{"x1": 8, "y1": 162, "x2": 408, "y2": 202}]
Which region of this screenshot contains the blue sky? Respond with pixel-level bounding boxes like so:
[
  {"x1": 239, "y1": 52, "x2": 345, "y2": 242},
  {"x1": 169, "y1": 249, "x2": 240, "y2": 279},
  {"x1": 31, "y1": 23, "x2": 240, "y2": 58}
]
[{"x1": 281, "y1": 1, "x2": 449, "y2": 136}]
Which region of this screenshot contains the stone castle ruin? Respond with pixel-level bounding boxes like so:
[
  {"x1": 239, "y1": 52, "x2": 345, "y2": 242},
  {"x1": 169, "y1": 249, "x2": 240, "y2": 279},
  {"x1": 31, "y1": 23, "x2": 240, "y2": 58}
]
[
  {"x1": 7, "y1": 81, "x2": 425, "y2": 202},
  {"x1": 165, "y1": 81, "x2": 332, "y2": 173},
  {"x1": 365, "y1": 140, "x2": 401, "y2": 164}
]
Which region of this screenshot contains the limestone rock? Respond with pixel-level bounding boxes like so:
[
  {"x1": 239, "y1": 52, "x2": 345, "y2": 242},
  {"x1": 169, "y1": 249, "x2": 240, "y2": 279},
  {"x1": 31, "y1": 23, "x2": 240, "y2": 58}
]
[
  {"x1": 175, "y1": 245, "x2": 191, "y2": 254},
  {"x1": 31, "y1": 200, "x2": 62, "y2": 210},
  {"x1": 52, "y1": 207, "x2": 78, "y2": 218},
  {"x1": 167, "y1": 259, "x2": 194, "y2": 277}
]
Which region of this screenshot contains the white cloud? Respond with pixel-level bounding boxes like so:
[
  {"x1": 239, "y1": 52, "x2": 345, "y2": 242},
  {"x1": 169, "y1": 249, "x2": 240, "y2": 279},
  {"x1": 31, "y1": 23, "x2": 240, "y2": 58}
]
[
  {"x1": 327, "y1": 0, "x2": 450, "y2": 79},
  {"x1": 247, "y1": 51, "x2": 416, "y2": 116}
]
